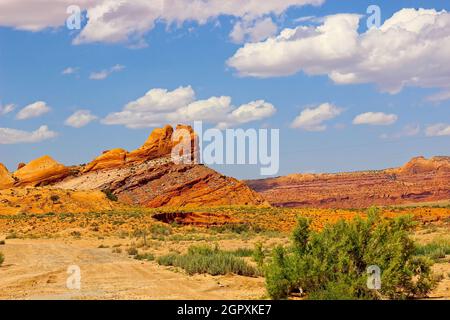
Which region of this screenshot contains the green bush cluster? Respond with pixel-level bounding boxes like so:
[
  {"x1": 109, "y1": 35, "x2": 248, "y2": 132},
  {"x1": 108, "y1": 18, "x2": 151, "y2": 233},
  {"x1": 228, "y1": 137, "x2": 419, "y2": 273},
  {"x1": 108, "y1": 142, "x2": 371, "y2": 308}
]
[
  {"x1": 157, "y1": 245, "x2": 258, "y2": 277},
  {"x1": 265, "y1": 208, "x2": 437, "y2": 300},
  {"x1": 102, "y1": 189, "x2": 118, "y2": 202}
]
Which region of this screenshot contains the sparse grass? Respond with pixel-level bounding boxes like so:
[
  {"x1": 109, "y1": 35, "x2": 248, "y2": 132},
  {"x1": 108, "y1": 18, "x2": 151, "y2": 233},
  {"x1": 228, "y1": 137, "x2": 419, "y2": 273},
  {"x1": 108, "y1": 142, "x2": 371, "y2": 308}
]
[
  {"x1": 415, "y1": 240, "x2": 450, "y2": 262},
  {"x1": 127, "y1": 246, "x2": 138, "y2": 256},
  {"x1": 0, "y1": 240, "x2": 5, "y2": 245},
  {"x1": 0, "y1": 252, "x2": 3, "y2": 266},
  {"x1": 98, "y1": 244, "x2": 109, "y2": 248},
  {"x1": 135, "y1": 252, "x2": 155, "y2": 261},
  {"x1": 157, "y1": 245, "x2": 259, "y2": 277}
]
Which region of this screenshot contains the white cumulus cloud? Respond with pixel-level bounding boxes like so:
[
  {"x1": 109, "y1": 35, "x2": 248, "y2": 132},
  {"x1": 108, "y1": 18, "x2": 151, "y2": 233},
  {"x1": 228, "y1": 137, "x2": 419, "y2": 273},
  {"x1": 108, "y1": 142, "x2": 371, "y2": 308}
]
[
  {"x1": 102, "y1": 86, "x2": 276, "y2": 129},
  {"x1": 16, "y1": 101, "x2": 51, "y2": 120},
  {"x1": 353, "y1": 112, "x2": 398, "y2": 126},
  {"x1": 89, "y1": 64, "x2": 125, "y2": 80},
  {"x1": 0, "y1": 0, "x2": 323, "y2": 45},
  {"x1": 65, "y1": 110, "x2": 98, "y2": 128},
  {"x1": 0, "y1": 103, "x2": 15, "y2": 115},
  {"x1": 425, "y1": 123, "x2": 450, "y2": 137},
  {"x1": 290, "y1": 103, "x2": 342, "y2": 131},
  {"x1": 228, "y1": 8, "x2": 450, "y2": 99},
  {"x1": 62, "y1": 67, "x2": 79, "y2": 75},
  {"x1": 0, "y1": 125, "x2": 57, "y2": 144},
  {"x1": 230, "y1": 17, "x2": 278, "y2": 44}
]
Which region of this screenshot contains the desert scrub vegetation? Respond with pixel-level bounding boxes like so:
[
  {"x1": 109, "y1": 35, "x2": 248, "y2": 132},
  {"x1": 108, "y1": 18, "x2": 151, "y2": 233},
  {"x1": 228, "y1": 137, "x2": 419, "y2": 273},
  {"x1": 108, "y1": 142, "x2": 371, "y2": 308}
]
[
  {"x1": 265, "y1": 208, "x2": 438, "y2": 300},
  {"x1": 415, "y1": 240, "x2": 450, "y2": 262},
  {"x1": 157, "y1": 245, "x2": 259, "y2": 277},
  {"x1": 102, "y1": 189, "x2": 118, "y2": 202},
  {"x1": 0, "y1": 252, "x2": 4, "y2": 266}
]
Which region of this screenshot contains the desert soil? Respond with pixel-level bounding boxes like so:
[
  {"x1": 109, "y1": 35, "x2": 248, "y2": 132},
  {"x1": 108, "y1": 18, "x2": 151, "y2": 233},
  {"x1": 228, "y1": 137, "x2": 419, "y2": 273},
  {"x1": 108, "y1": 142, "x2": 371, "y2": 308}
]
[{"x1": 0, "y1": 238, "x2": 265, "y2": 300}]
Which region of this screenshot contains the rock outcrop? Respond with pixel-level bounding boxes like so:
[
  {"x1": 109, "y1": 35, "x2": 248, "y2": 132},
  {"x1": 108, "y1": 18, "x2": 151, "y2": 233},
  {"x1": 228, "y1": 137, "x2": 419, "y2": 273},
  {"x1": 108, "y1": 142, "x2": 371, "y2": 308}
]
[
  {"x1": 83, "y1": 148, "x2": 127, "y2": 172},
  {"x1": 109, "y1": 163, "x2": 266, "y2": 208},
  {"x1": 126, "y1": 124, "x2": 174, "y2": 164},
  {"x1": 0, "y1": 163, "x2": 15, "y2": 189},
  {"x1": 83, "y1": 124, "x2": 198, "y2": 173},
  {"x1": 246, "y1": 156, "x2": 450, "y2": 209},
  {"x1": 13, "y1": 156, "x2": 72, "y2": 187},
  {"x1": 51, "y1": 124, "x2": 266, "y2": 208}
]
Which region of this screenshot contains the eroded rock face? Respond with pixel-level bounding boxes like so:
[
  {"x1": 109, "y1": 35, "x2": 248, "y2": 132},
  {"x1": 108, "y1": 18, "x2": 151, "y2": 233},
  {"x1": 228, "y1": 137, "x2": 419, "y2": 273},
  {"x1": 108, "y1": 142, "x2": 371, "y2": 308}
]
[
  {"x1": 109, "y1": 163, "x2": 267, "y2": 208},
  {"x1": 246, "y1": 156, "x2": 450, "y2": 209},
  {"x1": 83, "y1": 148, "x2": 127, "y2": 173},
  {"x1": 51, "y1": 124, "x2": 266, "y2": 208},
  {"x1": 13, "y1": 156, "x2": 72, "y2": 187},
  {"x1": 126, "y1": 125, "x2": 174, "y2": 164},
  {"x1": 83, "y1": 124, "x2": 199, "y2": 173},
  {"x1": 0, "y1": 163, "x2": 15, "y2": 190}
]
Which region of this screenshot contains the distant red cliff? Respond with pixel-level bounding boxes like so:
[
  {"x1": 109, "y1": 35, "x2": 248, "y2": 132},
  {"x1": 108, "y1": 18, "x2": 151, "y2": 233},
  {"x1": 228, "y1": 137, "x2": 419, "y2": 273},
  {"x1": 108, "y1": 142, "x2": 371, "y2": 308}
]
[{"x1": 246, "y1": 156, "x2": 450, "y2": 209}]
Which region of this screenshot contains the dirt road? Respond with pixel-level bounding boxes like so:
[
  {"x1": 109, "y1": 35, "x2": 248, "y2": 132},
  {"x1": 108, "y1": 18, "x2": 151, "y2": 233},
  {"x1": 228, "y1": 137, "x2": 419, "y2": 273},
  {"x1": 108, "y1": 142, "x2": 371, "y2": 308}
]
[{"x1": 0, "y1": 239, "x2": 265, "y2": 300}]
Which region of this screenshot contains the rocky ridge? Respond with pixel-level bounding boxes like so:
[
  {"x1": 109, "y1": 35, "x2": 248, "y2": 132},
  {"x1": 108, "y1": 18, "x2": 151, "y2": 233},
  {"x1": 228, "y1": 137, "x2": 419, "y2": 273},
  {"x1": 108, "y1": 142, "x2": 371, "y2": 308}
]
[{"x1": 246, "y1": 156, "x2": 450, "y2": 209}]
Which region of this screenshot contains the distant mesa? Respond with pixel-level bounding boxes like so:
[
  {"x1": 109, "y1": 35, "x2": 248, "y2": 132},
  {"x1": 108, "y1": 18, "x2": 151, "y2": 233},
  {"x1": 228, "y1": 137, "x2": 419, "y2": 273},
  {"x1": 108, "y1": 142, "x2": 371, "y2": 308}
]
[{"x1": 246, "y1": 156, "x2": 450, "y2": 209}]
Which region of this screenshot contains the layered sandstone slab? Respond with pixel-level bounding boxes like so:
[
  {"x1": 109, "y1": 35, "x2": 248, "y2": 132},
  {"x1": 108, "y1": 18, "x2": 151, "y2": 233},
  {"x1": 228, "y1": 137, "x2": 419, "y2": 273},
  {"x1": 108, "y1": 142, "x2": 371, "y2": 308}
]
[
  {"x1": 109, "y1": 163, "x2": 266, "y2": 208},
  {"x1": 0, "y1": 163, "x2": 15, "y2": 189},
  {"x1": 247, "y1": 156, "x2": 450, "y2": 209},
  {"x1": 83, "y1": 148, "x2": 127, "y2": 172},
  {"x1": 126, "y1": 124, "x2": 174, "y2": 164},
  {"x1": 82, "y1": 124, "x2": 198, "y2": 173},
  {"x1": 55, "y1": 157, "x2": 267, "y2": 208},
  {"x1": 13, "y1": 156, "x2": 72, "y2": 187},
  {"x1": 51, "y1": 124, "x2": 266, "y2": 208}
]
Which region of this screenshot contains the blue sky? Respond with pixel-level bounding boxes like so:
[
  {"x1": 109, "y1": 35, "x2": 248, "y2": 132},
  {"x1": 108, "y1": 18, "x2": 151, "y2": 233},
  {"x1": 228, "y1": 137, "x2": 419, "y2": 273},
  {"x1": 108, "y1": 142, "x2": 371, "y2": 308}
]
[{"x1": 0, "y1": 0, "x2": 449, "y2": 179}]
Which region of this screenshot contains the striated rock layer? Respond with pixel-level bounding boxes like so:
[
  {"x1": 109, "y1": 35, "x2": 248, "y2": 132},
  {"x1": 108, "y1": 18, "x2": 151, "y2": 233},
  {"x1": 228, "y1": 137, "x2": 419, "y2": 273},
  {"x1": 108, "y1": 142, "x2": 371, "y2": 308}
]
[
  {"x1": 51, "y1": 124, "x2": 266, "y2": 208},
  {"x1": 246, "y1": 156, "x2": 450, "y2": 209}
]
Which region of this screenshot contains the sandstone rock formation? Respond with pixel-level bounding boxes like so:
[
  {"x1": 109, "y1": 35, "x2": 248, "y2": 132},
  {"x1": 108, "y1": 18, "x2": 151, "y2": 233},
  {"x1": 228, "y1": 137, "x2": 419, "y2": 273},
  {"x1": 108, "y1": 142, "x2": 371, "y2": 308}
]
[
  {"x1": 51, "y1": 124, "x2": 265, "y2": 208},
  {"x1": 13, "y1": 156, "x2": 72, "y2": 187},
  {"x1": 83, "y1": 124, "x2": 199, "y2": 173},
  {"x1": 83, "y1": 148, "x2": 127, "y2": 172},
  {"x1": 126, "y1": 124, "x2": 174, "y2": 164},
  {"x1": 109, "y1": 163, "x2": 265, "y2": 208},
  {"x1": 246, "y1": 156, "x2": 450, "y2": 209},
  {"x1": 0, "y1": 163, "x2": 15, "y2": 189}
]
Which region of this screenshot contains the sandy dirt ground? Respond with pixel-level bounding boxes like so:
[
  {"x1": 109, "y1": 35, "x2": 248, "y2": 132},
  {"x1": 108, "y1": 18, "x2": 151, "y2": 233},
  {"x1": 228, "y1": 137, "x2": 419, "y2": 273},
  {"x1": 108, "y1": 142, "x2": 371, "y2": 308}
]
[{"x1": 0, "y1": 239, "x2": 265, "y2": 300}]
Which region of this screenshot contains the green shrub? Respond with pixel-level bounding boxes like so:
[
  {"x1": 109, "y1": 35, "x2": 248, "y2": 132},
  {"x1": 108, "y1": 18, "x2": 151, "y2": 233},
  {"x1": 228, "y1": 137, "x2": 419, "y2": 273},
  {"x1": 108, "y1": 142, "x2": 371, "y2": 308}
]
[
  {"x1": 252, "y1": 242, "x2": 265, "y2": 268},
  {"x1": 102, "y1": 189, "x2": 118, "y2": 202},
  {"x1": 0, "y1": 252, "x2": 4, "y2": 266},
  {"x1": 265, "y1": 208, "x2": 437, "y2": 300},
  {"x1": 150, "y1": 224, "x2": 172, "y2": 238},
  {"x1": 135, "y1": 252, "x2": 155, "y2": 261},
  {"x1": 157, "y1": 245, "x2": 258, "y2": 277}
]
